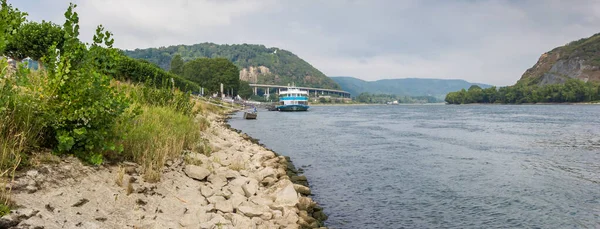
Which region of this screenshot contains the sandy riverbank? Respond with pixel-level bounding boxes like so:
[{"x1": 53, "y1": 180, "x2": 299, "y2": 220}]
[{"x1": 0, "y1": 105, "x2": 326, "y2": 229}]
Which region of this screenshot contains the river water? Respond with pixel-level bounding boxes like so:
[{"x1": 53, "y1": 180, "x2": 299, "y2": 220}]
[{"x1": 228, "y1": 105, "x2": 600, "y2": 229}]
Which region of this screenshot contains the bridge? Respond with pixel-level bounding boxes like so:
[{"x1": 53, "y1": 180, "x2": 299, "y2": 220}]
[{"x1": 248, "y1": 84, "x2": 351, "y2": 98}]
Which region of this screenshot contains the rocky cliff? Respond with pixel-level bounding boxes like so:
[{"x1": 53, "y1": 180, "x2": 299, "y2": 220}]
[{"x1": 519, "y1": 33, "x2": 600, "y2": 85}]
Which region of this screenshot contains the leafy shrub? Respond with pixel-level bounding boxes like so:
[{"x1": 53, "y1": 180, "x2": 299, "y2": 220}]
[{"x1": 41, "y1": 4, "x2": 130, "y2": 164}]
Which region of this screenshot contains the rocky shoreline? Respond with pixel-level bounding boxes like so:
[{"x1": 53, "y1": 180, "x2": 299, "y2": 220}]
[{"x1": 0, "y1": 108, "x2": 327, "y2": 229}]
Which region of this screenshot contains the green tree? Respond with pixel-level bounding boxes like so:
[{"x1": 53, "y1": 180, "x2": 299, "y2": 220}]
[
  {"x1": 5, "y1": 21, "x2": 65, "y2": 63},
  {"x1": 0, "y1": 0, "x2": 27, "y2": 53},
  {"x1": 169, "y1": 54, "x2": 183, "y2": 76},
  {"x1": 183, "y1": 57, "x2": 239, "y2": 95},
  {"x1": 238, "y1": 80, "x2": 253, "y2": 99}
]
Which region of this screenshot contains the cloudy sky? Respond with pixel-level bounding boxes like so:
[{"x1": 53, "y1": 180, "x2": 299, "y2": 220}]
[{"x1": 12, "y1": 0, "x2": 600, "y2": 85}]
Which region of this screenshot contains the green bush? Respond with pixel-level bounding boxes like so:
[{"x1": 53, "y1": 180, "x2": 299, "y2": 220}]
[{"x1": 115, "y1": 55, "x2": 201, "y2": 92}]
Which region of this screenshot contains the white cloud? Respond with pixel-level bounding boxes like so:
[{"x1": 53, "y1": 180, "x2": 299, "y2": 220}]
[{"x1": 11, "y1": 0, "x2": 600, "y2": 85}]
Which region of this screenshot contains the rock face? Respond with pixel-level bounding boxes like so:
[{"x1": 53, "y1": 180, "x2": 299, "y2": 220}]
[
  {"x1": 239, "y1": 66, "x2": 271, "y2": 84},
  {"x1": 519, "y1": 33, "x2": 600, "y2": 86}
]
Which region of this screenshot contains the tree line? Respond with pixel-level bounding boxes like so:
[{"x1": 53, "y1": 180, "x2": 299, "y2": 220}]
[
  {"x1": 445, "y1": 79, "x2": 600, "y2": 104},
  {"x1": 355, "y1": 92, "x2": 440, "y2": 104}
]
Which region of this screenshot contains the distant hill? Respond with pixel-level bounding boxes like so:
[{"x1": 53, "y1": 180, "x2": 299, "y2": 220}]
[
  {"x1": 519, "y1": 33, "x2": 600, "y2": 86},
  {"x1": 330, "y1": 76, "x2": 492, "y2": 98},
  {"x1": 124, "y1": 43, "x2": 341, "y2": 90}
]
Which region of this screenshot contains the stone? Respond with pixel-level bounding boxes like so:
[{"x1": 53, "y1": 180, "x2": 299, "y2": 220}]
[
  {"x1": 200, "y1": 185, "x2": 215, "y2": 198},
  {"x1": 200, "y1": 214, "x2": 231, "y2": 229},
  {"x1": 260, "y1": 211, "x2": 273, "y2": 221},
  {"x1": 297, "y1": 197, "x2": 316, "y2": 211},
  {"x1": 293, "y1": 184, "x2": 311, "y2": 195},
  {"x1": 231, "y1": 214, "x2": 253, "y2": 228},
  {"x1": 299, "y1": 210, "x2": 316, "y2": 224},
  {"x1": 274, "y1": 182, "x2": 299, "y2": 207},
  {"x1": 190, "y1": 153, "x2": 210, "y2": 164},
  {"x1": 215, "y1": 200, "x2": 233, "y2": 213},
  {"x1": 207, "y1": 195, "x2": 226, "y2": 205},
  {"x1": 179, "y1": 213, "x2": 199, "y2": 227},
  {"x1": 313, "y1": 209, "x2": 328, "y2": 222},
  {"x1": 249, "y1": 196, "x2": 273, "y2": 207},
  {"x1": 261, "y1": 177, "x2": 276, "y2": 187},
  {"x1": 196, "y1": 210, "x2": 214, "y2": 223},
  {"x1": 257, "y1": 168, "x2": 277, "y2": 184},
  {"x1": 208, "y1": 173, "x2": 228, "y2": 188},
  {"x1": 237, "y1": 205, "x2": 264, "y2": 217},
  {"x1": 242, "y1": 179, "x2": 259, "y2": 197},
  {"x1": 272, "y1": 210, "x2": 283, "y2": 219},
  {"x1": 26, "y1": 170, "x2": 39, "y2": 177},
  {"x1": 239, "y1": 170, "x2": 250, "y2": 177},
  {"x1": 184, "y1": 165, "x2": 211, "y2": 181},
  {"x1": 229, "y1": 193, "x2": 246, "y2": 209}
]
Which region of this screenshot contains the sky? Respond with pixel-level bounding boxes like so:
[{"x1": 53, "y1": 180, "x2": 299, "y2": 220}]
[{"x1": 12, "y1": 0, "x2": 600, "y2": 86}]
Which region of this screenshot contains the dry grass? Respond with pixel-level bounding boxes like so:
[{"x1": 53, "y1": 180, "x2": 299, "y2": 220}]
[
  {"x1": 228, "y1": 160, "x2": 246, "y2": 171},
  {"x1": 116, "y1": 106, "x2": 201, "y2": 182},
  {"x1": 115, "y1": 166, "x2": 125, "y2": 187}
]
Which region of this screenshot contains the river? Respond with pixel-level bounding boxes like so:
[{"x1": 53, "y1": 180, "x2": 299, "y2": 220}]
[{"x1": 228, "y1": 105, "x2": 600, "y2": 228}]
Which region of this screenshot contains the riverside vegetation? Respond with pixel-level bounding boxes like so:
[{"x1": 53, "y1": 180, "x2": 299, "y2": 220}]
[
  {"x1": 0, "y1": 1, "x2": 205, "y2": 213},
  {"x1": 1, "y1": 2, "x2": 326, "y2": 228}
]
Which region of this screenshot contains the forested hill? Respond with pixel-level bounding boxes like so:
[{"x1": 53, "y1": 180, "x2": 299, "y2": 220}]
[
  {"x1": 124, "y1": 43, "x2": 341, "y2": 90},
  {"x1": 331, "y1": 76, "x2": 491, "y2": 98}
]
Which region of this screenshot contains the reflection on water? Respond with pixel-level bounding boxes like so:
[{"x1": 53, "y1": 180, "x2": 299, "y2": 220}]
[{"x1": 229, "y1": 105, "x2": 600, "y2": 228}]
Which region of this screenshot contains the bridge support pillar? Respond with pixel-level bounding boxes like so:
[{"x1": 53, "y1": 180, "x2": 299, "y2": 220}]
[{"x1": 253, "y1": 87, "x2": 257, "y2": 95}]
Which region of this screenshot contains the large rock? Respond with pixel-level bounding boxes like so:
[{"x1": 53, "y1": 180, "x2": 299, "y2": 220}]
[
  {"x1": 215, "y1": 199, "x2": 233, "y2": 213},
  {"x1": 208, "y1": 173, "x2": 227, "y2": 188},
  {"x1": 257, "y1": 167, "x2": 277, "y2": 181},
  {"x1": 249, "y1": 196, "x2": 273, "y2": 207},
  {"x1": 261, "y1": 177, "x2": 276, "y2": 187},
  {"x1": 242, "y1": 179, "x2": 259, "y2": 197},
  {"x1": 179, "y1": 213, "x2": 199, "y2": 227},
  {"x1": 274, "y1": 182, "x2": 299, "y2": 207},
  {"x1": 297, "y1": 197, "x2": 316, "y2": 211},
  {"x1": 229, "y1": 193, "x2": 247, "y2": 209},
  {"x1": 237, "y1": 205, "x2": 264, "y2": 217},
  {"x1": 207, "y1": 195, "x2": 226, "y2": 205},
  {"x1": 199, "y1": 214, "x2": 231, "y2": 229},
  {"x1": 184, "y1": 165, "x2": 211, "y2": 181},
  {"x1": 293, "y1": 184, "x2": 311, "y2": 195},
  {"x1": 231, "y1": 214, "x2": 253, "y2": 228},
  {"x1": 200, "y1": 185, "x2": 215, "y2": 198}
]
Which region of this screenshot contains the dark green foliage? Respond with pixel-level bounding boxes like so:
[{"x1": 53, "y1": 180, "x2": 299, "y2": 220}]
[
  {"x1": 331, "y1": 76, "x2": 492, "y2": 98},
  {"x1": 115, "y1": 55, "x2": 200, "y2": 92},
  {"x1": 238, "y1": 80, "x2": 253, "y2": 99},
  {"x1": 445, "y1": 79, "x2": 600, "y2": 104},
  {"x1": 182, "y1": 57, "x2": 239, "y2": 95},
  {"x1": 0, "y1": 203, "x2": 8, "y2": 216},
  {"x1": 124, "y1": 43, "x2": 341, "y2": 89},
  {"x1": 169, "y1": 54, "x2": 183, "y2": 75},
  {"x1": 41, "y1": 4, "x2": 130, "y2": 164},
  {"x1": 5, "y1": 21, "x2": 65, "y2": 62},
  {"x1": 356, "y1": 92, "x2": 440, "y2": 104},
  {"x1": 0, "y1": 0, "x2": 27, "y2": 53}
]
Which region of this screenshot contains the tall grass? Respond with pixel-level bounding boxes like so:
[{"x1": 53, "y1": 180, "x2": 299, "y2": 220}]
[
  {"x1": 115, "y1": 105, "x2": 200, "y2": 182},
  {"x1": 0, "y1": 61, "x2": 48, "y2": 214}
]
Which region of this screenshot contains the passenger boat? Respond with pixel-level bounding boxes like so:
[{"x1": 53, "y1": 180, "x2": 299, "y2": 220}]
[{"x1": 277, "y1": 86, "x2": 309, "y2": 111}]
